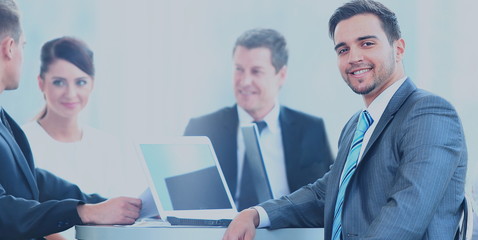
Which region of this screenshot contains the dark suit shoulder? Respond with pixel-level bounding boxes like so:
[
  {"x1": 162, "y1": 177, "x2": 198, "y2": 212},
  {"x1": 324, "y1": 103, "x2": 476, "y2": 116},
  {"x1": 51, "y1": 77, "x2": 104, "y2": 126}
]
[
  {"x1": 190, "y1": 106, "x2": 236, "y2": 123},
  {"x1": 184, "y1": 105, "x2": 237, "y2": 136},
  {"x1": 280, "y1": 106, "x2": 325, "y2": 126}
]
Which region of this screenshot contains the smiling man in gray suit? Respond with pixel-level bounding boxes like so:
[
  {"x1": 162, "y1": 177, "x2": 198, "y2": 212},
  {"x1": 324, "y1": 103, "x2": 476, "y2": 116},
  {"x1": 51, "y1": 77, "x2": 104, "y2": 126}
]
[{"x1": 223, "y1": 0, "x2": 468, "y2": 239}]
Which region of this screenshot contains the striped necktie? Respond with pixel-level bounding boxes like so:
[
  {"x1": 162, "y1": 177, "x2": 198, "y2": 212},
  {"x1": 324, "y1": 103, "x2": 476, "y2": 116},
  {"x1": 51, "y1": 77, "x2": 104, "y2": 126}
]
[{"x1": 332, "y1": 110, "x2": 373, "y2": 240}]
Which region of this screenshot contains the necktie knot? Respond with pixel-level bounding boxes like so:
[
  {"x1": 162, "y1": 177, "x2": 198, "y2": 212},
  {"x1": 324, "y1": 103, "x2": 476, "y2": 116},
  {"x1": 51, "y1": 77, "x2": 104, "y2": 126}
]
[
  {"x1": 253, "y1": 121, "x2": 267, "y2": 135},
  {"x1": 357, "y1": 110, "x2": 373, "y2": 134}
]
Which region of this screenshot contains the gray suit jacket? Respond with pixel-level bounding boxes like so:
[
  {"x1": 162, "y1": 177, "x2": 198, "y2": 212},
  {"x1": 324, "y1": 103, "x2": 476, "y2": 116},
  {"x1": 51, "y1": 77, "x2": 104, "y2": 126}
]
[{"x1": 261, "y1": 79, "x2": 467, "y2": 240}]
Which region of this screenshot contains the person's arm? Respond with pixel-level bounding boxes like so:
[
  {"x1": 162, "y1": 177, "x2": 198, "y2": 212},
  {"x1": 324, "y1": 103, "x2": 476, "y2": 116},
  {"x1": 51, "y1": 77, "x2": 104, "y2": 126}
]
[
  {"x1": 0, "y1": 187, "x2": 82, "y2": 239},
  {"x1": 0, "y1": 188, "x2": 141, "y2": 239},
  {"x1": 223, "y1": 173, "x2": 330, "y2": 240},
  {"x1": 44, "y1": 197, "x2": 142, "y2": 240},
  {"x1": 223, "y1": 208, "x2": 260, "y2": 240},
  {"x1": 77, "y1": 197, "x2": 141, "y2": 224},
  {"x1": 260, "y1": 171, "x2": 329, "y2": 230},
  {"x1": 363, "y1": 95, "x2": 466, "y2": 238},
  {"x1": 253, "y1": 206, "x2": 271, "y2": 228}
]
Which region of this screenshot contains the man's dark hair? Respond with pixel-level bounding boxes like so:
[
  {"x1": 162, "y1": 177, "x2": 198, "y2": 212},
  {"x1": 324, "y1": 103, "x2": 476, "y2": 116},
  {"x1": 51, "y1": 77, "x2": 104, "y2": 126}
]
[
  {"x1": 233, "y1": 28, "x2": 288, "y2": 73},
  {"x1": 0, "y1": 0, "x2": 21, "y2": 42},
  {"x1": 329, "y1": 0, "x2": 401, "y2": 44}
]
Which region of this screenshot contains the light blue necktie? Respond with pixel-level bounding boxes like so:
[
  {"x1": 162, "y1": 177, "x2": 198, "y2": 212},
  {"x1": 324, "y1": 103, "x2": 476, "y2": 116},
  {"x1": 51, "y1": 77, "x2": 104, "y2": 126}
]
[{"x1": 332, "y1": 110, "x2": 373, "y2": 240}]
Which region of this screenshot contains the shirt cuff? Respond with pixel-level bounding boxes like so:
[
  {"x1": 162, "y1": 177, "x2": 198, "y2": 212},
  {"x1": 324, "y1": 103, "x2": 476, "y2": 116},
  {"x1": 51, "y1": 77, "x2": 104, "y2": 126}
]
[{"x1": 252, "y1": 206, "x2": 271, "y2": 228}]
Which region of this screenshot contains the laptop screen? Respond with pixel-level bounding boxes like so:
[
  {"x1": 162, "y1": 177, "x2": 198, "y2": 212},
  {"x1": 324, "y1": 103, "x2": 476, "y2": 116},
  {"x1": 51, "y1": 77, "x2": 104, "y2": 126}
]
[
  {"x1": 241, "y1": 124, "x2": 273, "y2": 203},
  {"x1": 137, "y1": 137, "x2": 237, "y2": 219}
]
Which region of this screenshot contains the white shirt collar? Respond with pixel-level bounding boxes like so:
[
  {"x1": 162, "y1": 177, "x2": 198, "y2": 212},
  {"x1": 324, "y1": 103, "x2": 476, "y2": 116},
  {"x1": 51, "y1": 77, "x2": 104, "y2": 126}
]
[
  {"x1": 365, "y1": 77, "x2": 407, "y2": 123},
  {"x1": 237, "y1": 101, "x2": 281, "y2": 134}
]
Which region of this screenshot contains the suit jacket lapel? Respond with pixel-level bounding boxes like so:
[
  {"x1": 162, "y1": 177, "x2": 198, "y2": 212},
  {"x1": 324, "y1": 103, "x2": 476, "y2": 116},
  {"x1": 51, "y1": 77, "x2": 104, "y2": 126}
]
[
  {"x1": 360, "y1": 78, "x2": 417, "y2": 160},
  {"x1": 324, "y1": 111, "x2": 360, "y2": 237},
  {"x1": 0, "y1": 110, "x2": 39, "y2": 199},
  {"x1": 328, "y1": 112, "x2": 359, "y2": 197}
]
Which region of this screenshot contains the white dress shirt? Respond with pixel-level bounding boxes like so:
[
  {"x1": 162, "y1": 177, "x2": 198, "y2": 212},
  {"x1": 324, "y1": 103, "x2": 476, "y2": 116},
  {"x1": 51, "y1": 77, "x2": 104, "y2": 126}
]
[
  {"x1": 21, "y1": 121, "x2": 147, "y2": 198},
  {"x1": 358, "y1": 77, "x2": 407, "y2": 162},
  {"x1": 236, "y1": 102, "x2": 290, "y2": 203},
  {"x1": 256, "y1": 77, "x2": 408, "y2": 228}
]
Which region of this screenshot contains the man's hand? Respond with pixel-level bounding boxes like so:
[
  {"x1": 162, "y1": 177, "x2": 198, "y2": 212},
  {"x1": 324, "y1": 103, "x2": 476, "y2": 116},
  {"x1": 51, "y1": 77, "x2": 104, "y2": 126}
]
[
  {"x1": 45, "y1": 233, "x2": 67, "y2": 240},
  {"x1": 77, "y1": 197, "x2": 142, "y2": 225},
  {"x1": 223, "y1": 208, "x2": 260, "y2": 240}
]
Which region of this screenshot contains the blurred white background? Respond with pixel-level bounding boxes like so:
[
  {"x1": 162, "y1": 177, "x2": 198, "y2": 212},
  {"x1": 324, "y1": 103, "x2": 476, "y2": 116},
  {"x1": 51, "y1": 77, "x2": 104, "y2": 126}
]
[{"x1": 2, "y1": 0, "x2": 476, "y2": 194}]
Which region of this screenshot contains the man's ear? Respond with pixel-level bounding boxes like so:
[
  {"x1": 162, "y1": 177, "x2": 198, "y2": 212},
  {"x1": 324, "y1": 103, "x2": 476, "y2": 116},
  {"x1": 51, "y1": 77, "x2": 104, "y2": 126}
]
[
  {"x1": 277, "y1": 65, "x2": 287, "y2": 87},
  {"x1": 394, "y1": 38, "x2": 405, "y2": 62},
  {"x1": 0, "y1": 37, "x2": 16, "y2": 60},
  {"x1": 1, "y1": 37, "x2": 15, "y2": 60}
]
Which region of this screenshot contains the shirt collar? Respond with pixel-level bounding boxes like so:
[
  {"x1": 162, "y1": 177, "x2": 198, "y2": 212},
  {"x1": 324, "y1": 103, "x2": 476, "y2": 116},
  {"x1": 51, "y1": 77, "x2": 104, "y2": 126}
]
[
  {"x1": 366, "y1": 77, "x2": 407, "y2": 122},
  {"x1": 237, "y1": 101, "x2": 281, "y2": 134}
]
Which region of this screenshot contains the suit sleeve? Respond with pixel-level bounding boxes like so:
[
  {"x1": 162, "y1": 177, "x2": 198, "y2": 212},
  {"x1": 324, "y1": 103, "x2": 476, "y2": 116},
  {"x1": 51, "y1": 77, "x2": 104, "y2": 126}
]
[
  {"x1": 259, "y1": 171, "x2": 329, "y2": 229},
  {"x1": 0, "y1": 169, "x2": 107, "y2": 239},
  {"x1": 0, "y1": 184, "x2": 84, "y2": 239},
  {"x1": 363, "y1": 95, "x2": 466, "y2": 238}
]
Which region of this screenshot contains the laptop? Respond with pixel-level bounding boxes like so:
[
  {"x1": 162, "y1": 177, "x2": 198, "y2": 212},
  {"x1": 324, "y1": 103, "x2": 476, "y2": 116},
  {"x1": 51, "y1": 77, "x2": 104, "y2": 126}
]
[
  {"x1": 136, "y1": 136, "x2": 237, "y2": 226},
  {"x1": 241, "y1": 123, "x2": 274, "y2": 203}
]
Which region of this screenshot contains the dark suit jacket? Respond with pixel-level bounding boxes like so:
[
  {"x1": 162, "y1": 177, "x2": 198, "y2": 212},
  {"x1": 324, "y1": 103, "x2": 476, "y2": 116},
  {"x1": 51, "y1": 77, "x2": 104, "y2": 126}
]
[
  {"x1": 0, "y1": 110, "x2": 105, "y2": 240},
  {"x1": 184, "y1": 105, "x2": 334, "y2": 203},
  {"x1": 261, "y1": 79, "x2": 467, "y2": 239}
]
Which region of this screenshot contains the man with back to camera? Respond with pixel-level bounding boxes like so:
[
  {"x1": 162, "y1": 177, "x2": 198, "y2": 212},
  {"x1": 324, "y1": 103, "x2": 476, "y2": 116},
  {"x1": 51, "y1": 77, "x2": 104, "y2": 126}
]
[
  {"x1": 0, "y1": 1, "x2": 142, "y2": 239},
  {"x1": 223, "y1": 0, "x2": 467, "y2": 239},
  {"x1": 184, "y1": 28, "x2": 334, "y2": 211}
]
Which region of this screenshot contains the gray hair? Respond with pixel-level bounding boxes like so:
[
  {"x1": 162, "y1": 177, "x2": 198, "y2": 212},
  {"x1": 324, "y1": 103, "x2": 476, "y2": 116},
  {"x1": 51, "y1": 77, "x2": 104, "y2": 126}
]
[{"x1": 233, "y1": 28, "x2": 288, "y2": 73}]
